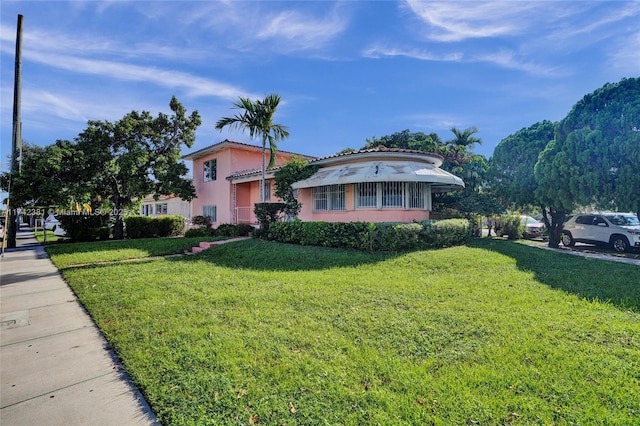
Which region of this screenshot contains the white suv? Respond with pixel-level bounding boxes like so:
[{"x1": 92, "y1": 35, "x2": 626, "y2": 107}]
[{"x1": 561, "y1": 212, "x2": 640, "y2": 253}]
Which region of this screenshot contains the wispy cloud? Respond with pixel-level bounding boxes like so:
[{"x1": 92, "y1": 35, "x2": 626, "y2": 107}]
[
  {"x1": 362, "y1": 45, "x2": 463, "y2": 62},
  {"x1": 25, "y1": 50, "x2": 256, "y2": 100},
  {"x1": 256, "y1": 7, "x2": 348, "y2": 52},
  {"x1": 404, "y1": 1, "x2": 537, "y2": 42}
]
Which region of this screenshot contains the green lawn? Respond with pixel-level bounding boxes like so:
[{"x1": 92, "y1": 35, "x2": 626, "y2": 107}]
[
  {"x1": 45, "y1": 236, "x2": 221, "y2": 268},
  {"x1": 49, "y1": 238, "x2": 640, "y2": 425}
]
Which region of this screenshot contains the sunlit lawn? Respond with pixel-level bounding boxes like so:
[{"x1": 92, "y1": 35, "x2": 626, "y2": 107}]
[
  {"x1": 45, "y1": 236, "x2": 222, "y2": 268},
  {"x1": 49, "y1": 238, "x2": 640, "y2": 425}
]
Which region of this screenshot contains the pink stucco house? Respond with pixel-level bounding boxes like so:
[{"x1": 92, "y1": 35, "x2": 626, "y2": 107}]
[{"x1": 182, "y1": 140, "x2": 464, "y2": 227}]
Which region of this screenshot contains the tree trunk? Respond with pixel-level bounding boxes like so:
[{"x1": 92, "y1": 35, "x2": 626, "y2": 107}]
[
  {"x1": 261, "y1": 136, "x2": 267, "y2": 203},
  {"x1": 542, "y1": 207, "x2": 566, "y2": 248}
]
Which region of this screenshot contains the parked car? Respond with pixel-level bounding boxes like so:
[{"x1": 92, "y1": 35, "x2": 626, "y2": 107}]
[
  {"x1": 561, "y1": 212, "x2": 640, "y2": 253},
  {"x1": 520, "y1": 215, "x2": 546, "y2": 239},
  {"x1": 44, "y1": 214, "x2": 67, "y2": 236},
  {"x1": 44, "y1": 214, "x2": 60, "y2": 230}
]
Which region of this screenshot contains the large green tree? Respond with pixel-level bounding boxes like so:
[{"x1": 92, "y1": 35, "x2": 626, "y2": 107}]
[
  {"x1": 552, "y1": 77, "x2": 640, "y2": 217},
  {"x1": 489, "y1": 120, "x2": 556, "y2": 208},
  {"x1": 364, "y1": 129, "x2": 443, "y2": 153},
  {"x1": 490, "y1": 78, "x2": 640, "y2": 247},
  {"x1": 75, "y1": 96, "x2": 200, "y2": 239},
  {"x1": 1, "y1": 141, "x2": 82, "y2": 246},
  {"x1": 215, "y1": 94, "x2": 289, "y2": 202}
]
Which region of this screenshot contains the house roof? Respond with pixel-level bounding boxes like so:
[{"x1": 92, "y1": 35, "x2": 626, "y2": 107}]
[
  {"x1": 289, "y1": 148, "x2": 462, "y2": 192},
  {"x1": 291, "y1": 160, "x2": 464, "y2": 192},
  {"x1": 214, "y1": 146, "x2": 462, "y2": 192},
  {"x1": 308, "y1": 147, "x2": 445, "y2": 168},
  {"x1": 181, "y1": 139, "x2": 314, "y2": 161}
]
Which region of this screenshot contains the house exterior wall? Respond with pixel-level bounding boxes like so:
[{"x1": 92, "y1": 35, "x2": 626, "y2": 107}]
[
  {"x1": 189, "y1": 143, "x2": 298, "y2": 226},
  {"x1": 185, "y1": 142, "x2": 462, "y2": 227},
  {"x1": 141, "y1": 196, "x2": 191, "y2": 218},
  {"x1": 295, "y1": 184, "x2": 430, "y2": 223},
  {"x1": 191, "y1": 147, "x2": 263, "y2": 226}
]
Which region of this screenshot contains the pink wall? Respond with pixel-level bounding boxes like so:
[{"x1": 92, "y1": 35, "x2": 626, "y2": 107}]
[
  {"x1": 296, "y1": 187, "x2": 430, "y2": 223},
  {"x1": 192, "y1": 147, "x2": 264, "y2": 225},
  {"x1": 191, "y1": 144, "x2": 299, "y2": 226}
]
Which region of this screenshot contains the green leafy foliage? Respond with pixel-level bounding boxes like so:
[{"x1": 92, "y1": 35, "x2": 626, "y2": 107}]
[
  {"x1": 124, "y1": 215, "x2": 185, "y2": 239},
  {"x1": 489, "y1": 120, "x2": 556, "y2": 208},
  {"x1": 495, "y1": 213, "x2": 523, "y2": 240},
  {"x1": 265, "y1": 219, "x2": 470, "y2": 252},
  {"x1": 184, "y1": 227, "x2": 214, "y2": 238},
  {"x1": 253, "y1": 202, "x2": 286, "y2": 230},
  {"x1": 215, "y1": 94, "x2": 289, "y2": 202},
  {"x1": 190, "y1": 215, "x2": 212, "y2": 228},
  {"x1": 58, "y1": 214, "x2": 111, "y2": 242},
  {"x1": 75, "y1": 97, "x2": 200, "y2": 239},
  {"x1": 273, "y1": 157, "x2": 318, "y2": 217}
]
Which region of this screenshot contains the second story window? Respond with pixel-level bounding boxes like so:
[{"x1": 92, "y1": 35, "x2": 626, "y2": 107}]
[{"x1": 204, "y1": 159, "x2": 217, "y2": 182}]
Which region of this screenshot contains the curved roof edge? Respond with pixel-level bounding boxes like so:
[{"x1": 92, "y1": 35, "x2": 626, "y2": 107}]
[
  {"x1": 309, "y1": 147, "x2": 444, "y2": 168},
  {"x1": 291, "y1": 160, "x2": 464, "y2": 191}
]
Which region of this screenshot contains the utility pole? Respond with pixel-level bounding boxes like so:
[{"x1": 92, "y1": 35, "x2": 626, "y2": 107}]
[{"x1": 6, "y1": 14, "x2": 24, "y2": 249}]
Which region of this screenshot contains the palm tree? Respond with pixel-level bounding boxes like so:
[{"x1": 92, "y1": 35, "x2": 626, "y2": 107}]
[
  {"x1": 443, "y1": 126, "x2": 482, "y2": 174},
  {"x1": 448, "y1": 126, "x2": 482, "y2": 150},
  {"x1": 215, "y1": 94, "x2": 289, "y2": 202}
]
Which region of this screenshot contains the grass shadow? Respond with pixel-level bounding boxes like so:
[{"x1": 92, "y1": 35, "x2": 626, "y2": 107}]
[
  {"x1": 470, "y1": 238, "x2": 640, "y2": 312},
  {"x1": 172, "y1": 238, "x2": 401, "y2": 271}
]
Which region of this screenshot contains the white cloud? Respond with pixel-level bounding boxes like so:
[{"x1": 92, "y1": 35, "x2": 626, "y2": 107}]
[
  {"x1": 404, "y1": 1, "x2": 538, "y2": 42},
  {"x1": 609, "y1": 30, "x2": 640, "y2": 73},
  {"x1": 24, "y1": 50, "x2": 256, "y2": 100},
  {"x1": 256, "y1": 8, "x2": 348, "y2": 52},
  {"x1": 362, "y1": 44, "x2": 463, "y2": 62}
]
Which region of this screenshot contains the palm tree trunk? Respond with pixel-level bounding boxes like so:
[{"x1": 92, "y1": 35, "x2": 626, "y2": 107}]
[{"x1": 261, "y1": 136, "x2": 266, "y2": 202}]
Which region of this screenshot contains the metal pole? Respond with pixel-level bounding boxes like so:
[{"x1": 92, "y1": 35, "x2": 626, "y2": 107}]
[{"x1": 7, "y1": 14, "x2": 24, "y2": 249}]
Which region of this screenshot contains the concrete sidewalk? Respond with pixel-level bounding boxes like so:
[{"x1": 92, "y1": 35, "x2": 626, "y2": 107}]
[{"x1": 0, "y1": 229, "x2": 159, "y2": 426}]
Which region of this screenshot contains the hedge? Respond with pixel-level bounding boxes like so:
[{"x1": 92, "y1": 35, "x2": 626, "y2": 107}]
[
  {"x1": 184, "y1": 223, "x2": 255, "y2": 239},
  {"x1": 124, "y1": 215, "x2": 185, "y2": 239},
  {"x1": 57, "y1": 214, "x2": 110, "y2": 242},
  {"x1": 264, "y1": 219, "x2": 470, "y2": 252}
]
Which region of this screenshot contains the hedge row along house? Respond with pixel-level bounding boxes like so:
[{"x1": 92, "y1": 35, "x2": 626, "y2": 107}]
[{"x1": 181, "y1": 139, "x2": 465, "y2": 227}]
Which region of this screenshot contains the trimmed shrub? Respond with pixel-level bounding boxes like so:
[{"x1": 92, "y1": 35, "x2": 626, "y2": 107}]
[
  {"x1": 185, "y1": 227, "x2": 215, "y2": 238},
  {"x1": 58, "y1": 214, "x2": 111, "y2": 242},
  {"x1": 421, "y1": 218, "x2": 471, "y2": 247},
  {"x1": 254, "y1": 202, "x2": 286, "y2": 230},
  {"x1": 236, "y1": 223, "x2": 255, "y2": 237},
  {"x1": 265, "y1": 219, "x2": 470, "y2": 252},
  {"x1": 191, "y1": 215, "x2": 212, "y2": 228},
  {"x1": 124, "y1": 215, "x2": 185, "y2": 239}
]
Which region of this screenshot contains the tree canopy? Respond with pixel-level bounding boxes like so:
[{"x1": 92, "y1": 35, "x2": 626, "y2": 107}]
[
  {"x1": 75, "y1": 96, "x2": 201, "y2": 238},
  {"x1": 489, "y1": 120, "x2": 556, "y2": 208},
  {"x1": 489, "y1": 77, "x2": 640, "y2": 247}
]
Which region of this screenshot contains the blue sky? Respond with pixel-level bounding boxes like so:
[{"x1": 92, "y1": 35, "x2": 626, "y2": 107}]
[{"x1": 2, "y1": 0, "x2": 639, "y2": 175}]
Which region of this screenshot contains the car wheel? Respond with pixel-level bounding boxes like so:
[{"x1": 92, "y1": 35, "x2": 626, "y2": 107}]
[
  {"x1": 611, "y1": 235, "x2": 629, "y2": 253},
  {"x1": 561, "y1": 232, "x2": 575, "y2": 247}
]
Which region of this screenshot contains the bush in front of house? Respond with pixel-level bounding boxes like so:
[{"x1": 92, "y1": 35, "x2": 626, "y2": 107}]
[
  {"x1": 58, "y1": 214, "x2": 111, "y2": 242},
  {"x1": 184, "y1": 227, "x2": 215, "y2": 238},
  {"x1": 124, "y1": 215, "x2": 185, "y2": 239},
  {"x1": 421, "y1": 219, "x2": 472, "y2": 247},
  {"x1": 265, "y1": 219, "x2": 470, "y2": 252},
  {"x1": 495, "y1": 213, "x2": 523, "y2": 240},
  {"x1": 215, "y1": 223, "x2": 254, "y2": 237},
  {"x1": 254, "y1": 202, "x2": 287, "y2": 230}
]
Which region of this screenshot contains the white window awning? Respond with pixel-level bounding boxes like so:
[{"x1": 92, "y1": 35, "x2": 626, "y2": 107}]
[{"x1": 291, "y1": 160, "x2": 464, "y2": 192}]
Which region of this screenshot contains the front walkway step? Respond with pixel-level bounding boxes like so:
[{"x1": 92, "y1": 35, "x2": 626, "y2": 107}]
[{"x1": 191, "y1": 237, "x2": 250, "y2": 254}]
